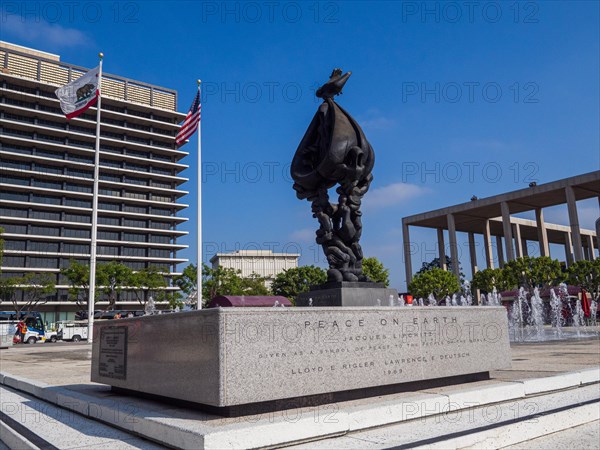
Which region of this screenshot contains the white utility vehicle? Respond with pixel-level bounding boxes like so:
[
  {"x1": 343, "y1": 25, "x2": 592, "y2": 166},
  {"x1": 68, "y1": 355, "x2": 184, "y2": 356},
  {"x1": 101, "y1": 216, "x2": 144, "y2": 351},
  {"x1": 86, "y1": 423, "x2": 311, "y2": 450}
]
[{"x1": 57, "y1": 321, "x2": 88, "y2": 342}]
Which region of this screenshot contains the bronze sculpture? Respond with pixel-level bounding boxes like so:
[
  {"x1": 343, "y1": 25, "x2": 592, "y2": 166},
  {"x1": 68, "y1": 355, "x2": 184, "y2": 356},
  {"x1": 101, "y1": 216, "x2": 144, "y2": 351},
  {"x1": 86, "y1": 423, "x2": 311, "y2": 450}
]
[{"x1": 291, "y1": 69, "x2": 375, "y2": 283}]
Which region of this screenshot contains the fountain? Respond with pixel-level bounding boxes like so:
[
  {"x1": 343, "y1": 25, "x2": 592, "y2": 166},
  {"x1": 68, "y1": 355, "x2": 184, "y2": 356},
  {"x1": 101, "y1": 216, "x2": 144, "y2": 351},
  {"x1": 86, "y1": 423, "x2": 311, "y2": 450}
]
[
  {"x1": 308, "y1": 298, "x2": 313, "y2": 307},
  {"x1": 144, "y1": 296, "x2": 156, "y2": 316},
  {"x1": 427, "y1": 293, "x2": 437, "y2": 306},
  {"x1": 388, "y1": 295, "x2": 395, "y2": 307},
  {"x1": 549, "y1": 288, "x2": 564, "y2": 337},
  {"x1": 451, "y1": 294, "x2": 458, "y2": 306},
  {"x1": 529, "y1": 287, "x2": 545, "y2": 341},
  {"x1": 398, "y1": 295, "x2": 405, "y2": 307}
]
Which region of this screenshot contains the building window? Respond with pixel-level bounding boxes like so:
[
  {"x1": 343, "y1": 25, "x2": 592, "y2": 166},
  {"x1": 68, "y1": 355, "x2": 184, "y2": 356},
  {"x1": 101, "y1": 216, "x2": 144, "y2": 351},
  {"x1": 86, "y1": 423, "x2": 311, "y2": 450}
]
[
  {"x1": 0, "y1": 175, "x2": 30, "y2": 186},
  {"x1": 4, "y1": 240, "x2": 26, "y2": 250},
  {"x1": 98, "y1": 216, "x2": 120, "y2": 225},
  {"x1": 100, "y1": 173, "x2": 121, "y2": 182},
  {"x1": 32, "y1": 194, "x2": 61, "y2": 205},
  {"x1": 123, "y1": 232, "x2": 146, "y2": 242},
  {"x1": 30, "y1": 210, "x2": 61, "y2": 221},
  {"x1": 30, "y1": 226, "x2": 60, "y2": 236},
  {"x1": 150, "y1": 235, "x2": 171, "y2": 244},
  {"x1": 34, "y1": 179, "x2": 63, "y2": 190},
  {"x1": 63, "y1": 228, "x2": 90, "y2": 238},
  {"x1": 98, "y1": 231, "x2": 119, "y2": 240},
  {"x1": 65, "y1": 198, "x2": 92, "y2": 208},
  {"x1": 0, "y1": 191, "x2": 27, "y2": 205},
  {"x1": 123, "y1": 176, "x2": 147, "y2": 186},
  {"x1": 28, "y1": 257, "x2": 59, "y2": 268},
  {"x1": 63, "y1": 213, "x2": 91, "y2": 223},
  {"x1": 123, "y1": 205, "x2": 146, "y2": 214},
  {"x1": 97, "y1": 245, "x2": 119, "y2": 255},
  {"x1": 3, "y1": 256, "x2": 25, "y2": 266},
  {"x1": 65, "y1": 183, "x2": 92, "y2": 193},
  {"x1": 150, "y1": 221, "x2": 171, "y2": 230},
  {"x1": 99, "y1": 202, "x2": 120, "y2": 211},
  {"x1": 0, "y1": 207, "x2": 28, "y2": 217},
  {"x1": 123, "y1": 219, "x2": 146, "y2": 228},
  {"x1": 62, "y1": 243, "x2": 90, "y2": 254},
  {"x1": 149, "y1": 249, "x2": 171, "y2": 258},
  {"x1": 122, "y1": 247, "x2": 145, "y2": 257},
  {"x1": 66, "y1": 168, "x2": 93, "y2": 179},
  {"x1": 152, "y1": 208, "x2": 172, "y2": 216},
  {"x1": 28, "y1": 241, "x2": 59, "y2": 252},
  {"x1": 123, "y1": 191, "x2": 146, "y2": 200},
  {"x1": 0, "y1": 223, "x2": 27, "y2": 233},
  {"x1": 1, "y1": 160, "x2": 31, "y2": 170}
]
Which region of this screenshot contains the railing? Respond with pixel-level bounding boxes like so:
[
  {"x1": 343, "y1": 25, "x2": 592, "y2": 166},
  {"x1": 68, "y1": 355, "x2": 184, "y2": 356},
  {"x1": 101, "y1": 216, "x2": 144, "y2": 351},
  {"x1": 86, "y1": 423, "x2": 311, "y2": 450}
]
[{"x1": 0, "y1": 46, "x2": 178, "y2": 112}]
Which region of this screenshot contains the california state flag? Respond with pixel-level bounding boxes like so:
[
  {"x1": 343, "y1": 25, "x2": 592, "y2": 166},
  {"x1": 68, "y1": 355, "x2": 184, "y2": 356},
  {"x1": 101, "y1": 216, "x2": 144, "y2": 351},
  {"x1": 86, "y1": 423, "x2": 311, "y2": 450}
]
[{"x1": 55, "y1": 66, "x2": 100, "y2": 119}]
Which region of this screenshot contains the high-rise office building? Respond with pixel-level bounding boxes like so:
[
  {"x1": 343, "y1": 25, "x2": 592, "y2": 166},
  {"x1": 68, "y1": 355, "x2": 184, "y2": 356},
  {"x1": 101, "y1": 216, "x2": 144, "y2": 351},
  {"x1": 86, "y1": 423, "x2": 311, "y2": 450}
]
[{"x1": 0, "y1": 42, "x2": 189, "y2": 321}]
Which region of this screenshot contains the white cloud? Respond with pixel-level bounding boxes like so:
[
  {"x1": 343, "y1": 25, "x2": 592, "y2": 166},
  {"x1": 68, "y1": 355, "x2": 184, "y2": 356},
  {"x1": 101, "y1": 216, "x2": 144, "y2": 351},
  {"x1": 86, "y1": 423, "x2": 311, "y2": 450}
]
[
  {"x1": 289, "y1": 228, "x2": 314, "y2": 243},
  {"x1": 363, "y1": 182, "x2": 430, "y2": 210},
  {"x1": 2, "y1": 14, "x2": 92, "y2": 48},
  {"x1": 358, "y1": 108, "x2": 396, "y2": 131}
]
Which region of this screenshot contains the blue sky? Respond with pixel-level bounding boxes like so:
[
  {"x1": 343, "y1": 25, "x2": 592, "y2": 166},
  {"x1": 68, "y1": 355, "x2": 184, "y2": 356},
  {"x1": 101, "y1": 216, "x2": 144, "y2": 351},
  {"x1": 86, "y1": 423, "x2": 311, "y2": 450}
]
[{"x1": 2, "y1": 1, "x2": 599, "y2": 290}]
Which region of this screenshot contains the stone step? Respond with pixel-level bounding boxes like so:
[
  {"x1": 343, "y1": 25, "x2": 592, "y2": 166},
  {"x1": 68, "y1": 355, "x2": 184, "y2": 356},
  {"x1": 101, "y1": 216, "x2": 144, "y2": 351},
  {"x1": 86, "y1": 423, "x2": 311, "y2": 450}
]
[
  {"x1": 0, "y1": 385, "x2": 166, "y2": 450},
  {"x1": 286, "y1": 383, "x2": 600, "y2": 449},
  {"x1": 1, "y1": 368, "x2": 598, "y2": 449}
]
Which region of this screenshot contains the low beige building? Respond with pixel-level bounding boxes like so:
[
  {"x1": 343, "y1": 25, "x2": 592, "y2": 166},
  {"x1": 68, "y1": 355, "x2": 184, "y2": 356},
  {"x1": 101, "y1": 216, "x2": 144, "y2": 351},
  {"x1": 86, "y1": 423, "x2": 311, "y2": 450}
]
[{"x1": 209, "y1": 250, "x2": 300, "y2": 288}]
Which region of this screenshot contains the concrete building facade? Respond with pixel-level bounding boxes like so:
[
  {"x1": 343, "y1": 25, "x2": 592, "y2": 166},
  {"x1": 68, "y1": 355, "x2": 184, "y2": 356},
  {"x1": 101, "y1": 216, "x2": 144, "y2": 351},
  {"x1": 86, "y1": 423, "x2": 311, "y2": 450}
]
[
  {"x1": 0, "y1": 42, "x2": 189, "y2": 321},
  {"x1": 209, "y1": 250, "x2": 300, "y2": 287},
  {"x1": 402, "y1": 171, "x2": 599, "y2": 285}
]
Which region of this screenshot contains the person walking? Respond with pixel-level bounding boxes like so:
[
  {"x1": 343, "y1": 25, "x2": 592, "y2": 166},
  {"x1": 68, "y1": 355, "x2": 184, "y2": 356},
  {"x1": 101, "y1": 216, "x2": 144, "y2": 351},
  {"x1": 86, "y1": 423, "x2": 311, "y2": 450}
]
[{"x1": 16, "y1": 319, "x2": 27, "y2": 343}]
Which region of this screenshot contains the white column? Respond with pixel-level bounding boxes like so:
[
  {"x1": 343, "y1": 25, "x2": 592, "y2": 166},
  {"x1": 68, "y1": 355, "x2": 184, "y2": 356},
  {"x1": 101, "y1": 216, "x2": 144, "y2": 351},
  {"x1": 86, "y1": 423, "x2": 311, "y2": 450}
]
[
  {"x1": 468, "y1": 232, "x2": 478, "y2": 275},
  {"x1": 565, "y1": 186, "x2": 583, "y2": 261},
  {"x1": 447, "y1": 214, "x2": 460, "y2": 278},
  {"x1": 564, "y1": 232, "x2": 574, "y2": 266},
  {"x1": 513, "y1": 224, "x2": 523, "y2": 258},
  {"x1": 496, "y1": 235, "x2": 505, "y2": 268},
  {"x1": 437, "y1": 228, "x2": 447, "y2": 270},
  {"x1": 535, "y1": 208, "x2": 550, "y2": 257},
  {"x1": 483, "y1": 219, "x2": 494, "y2": 269},
  {"x1": 501, "y1": 202, "x2": 515, "y2": 261},
  {"x1": 403, "y1": 221, "x2": 413, "y2": 286}
]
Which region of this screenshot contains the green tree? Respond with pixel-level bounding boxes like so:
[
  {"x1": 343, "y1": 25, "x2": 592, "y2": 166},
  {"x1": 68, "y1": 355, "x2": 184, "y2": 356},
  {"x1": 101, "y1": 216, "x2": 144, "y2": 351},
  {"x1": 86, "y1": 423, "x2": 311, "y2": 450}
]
[
  {"x1": 271, "y1": 266, "x2": 327, "y2": 304},
  {"x1": 241, "y1": 273, "x2": 271, "y2": 296},
  {"x1": 408, "y1": 268, "x2": 461, "y2": 300},
  {"x1": 60, "y1": 259, "x2": 97, "y2": 308},
  {"x1": 130, "y1": 266, "x2": 168, "y2": 306},
  {"x1": 97, "y1": 261, "x2": 133, "y2": 310},
  {"x1": 362, "y1": 257, "x2": 390, "y2": 286},
  {"x1": 0, "y1": 273, "x2": 56, "y2": 315},
  {"x1": 417, "y1": 256, "x2": 465, "y2": 284},
  {"x1": 173, "y1": 263, "x2": 197, "y2": 296},
  {"x1": 471, "y1": 268, "x2": 513, "y2": 294},
  {"x1": 568, "y1": 259, "x2": 600, "y2": 301},
  {"x1": 503, "y1": 256, "x2": 563, "y2": 292}
]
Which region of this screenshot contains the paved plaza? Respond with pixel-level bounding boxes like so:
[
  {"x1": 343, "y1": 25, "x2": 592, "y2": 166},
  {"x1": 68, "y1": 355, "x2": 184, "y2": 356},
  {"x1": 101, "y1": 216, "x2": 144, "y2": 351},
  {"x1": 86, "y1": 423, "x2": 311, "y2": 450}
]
[{"x1": 1, "y1": 336, "x2": 599, "y2": 449}]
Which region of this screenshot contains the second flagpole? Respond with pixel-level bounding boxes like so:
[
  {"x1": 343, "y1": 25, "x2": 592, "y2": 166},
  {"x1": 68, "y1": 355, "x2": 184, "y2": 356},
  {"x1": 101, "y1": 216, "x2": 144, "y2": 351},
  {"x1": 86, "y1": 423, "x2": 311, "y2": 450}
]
[
  {"x1": 88, "y1": 52, "x2": 103, "y2": 342},
  {"x1": 197, "y1": 80, "x2": 203, "y2": 309}
]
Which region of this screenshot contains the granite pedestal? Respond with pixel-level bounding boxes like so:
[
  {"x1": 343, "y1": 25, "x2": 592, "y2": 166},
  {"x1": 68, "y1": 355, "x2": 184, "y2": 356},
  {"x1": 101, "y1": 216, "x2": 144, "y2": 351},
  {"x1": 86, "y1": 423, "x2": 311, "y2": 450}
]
[
  {"x1": 296, "y1": 282, "x2": 398, "y2": 307},
  {"x1": 91, "y1": 307, "x2": 511, "y2": 416}
]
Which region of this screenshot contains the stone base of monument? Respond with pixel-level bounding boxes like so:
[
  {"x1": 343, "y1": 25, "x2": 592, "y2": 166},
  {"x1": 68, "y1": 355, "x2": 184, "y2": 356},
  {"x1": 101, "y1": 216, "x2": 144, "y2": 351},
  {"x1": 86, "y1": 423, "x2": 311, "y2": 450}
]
[
  {"x1": 296, "y1": 282, "x2": 398, "y2": 307},
  {"x1": 91, "y1": 307, "x2": 511, "y2": 417}
]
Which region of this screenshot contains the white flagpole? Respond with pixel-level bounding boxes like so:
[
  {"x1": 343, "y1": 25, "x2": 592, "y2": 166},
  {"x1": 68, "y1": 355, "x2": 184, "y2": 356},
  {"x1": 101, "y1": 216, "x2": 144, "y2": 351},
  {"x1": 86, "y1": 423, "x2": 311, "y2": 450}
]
[
  {"x1": 197, "y1": 80, "x2": 203, "y2": 309},
  {"x1": 88, "y1": 52, "x2": 103, "y2": 342}
]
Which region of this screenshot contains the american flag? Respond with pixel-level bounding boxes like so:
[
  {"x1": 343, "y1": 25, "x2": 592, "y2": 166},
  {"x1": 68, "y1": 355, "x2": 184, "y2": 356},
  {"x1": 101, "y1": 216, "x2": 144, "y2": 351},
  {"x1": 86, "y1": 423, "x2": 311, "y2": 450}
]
[{"x1": 175, "y1": 90, "x2": 201, "y2": 146}]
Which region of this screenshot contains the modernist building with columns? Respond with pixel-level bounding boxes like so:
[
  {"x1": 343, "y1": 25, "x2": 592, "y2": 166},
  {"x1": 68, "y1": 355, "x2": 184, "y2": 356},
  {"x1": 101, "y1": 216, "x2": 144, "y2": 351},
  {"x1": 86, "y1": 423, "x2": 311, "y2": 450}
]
[
  {"x1": 402, "y1": 171, "x2": 600, "y2": 285},
  {"x1": 0, "y1": 42, "x2": 189, "y2": 321}
]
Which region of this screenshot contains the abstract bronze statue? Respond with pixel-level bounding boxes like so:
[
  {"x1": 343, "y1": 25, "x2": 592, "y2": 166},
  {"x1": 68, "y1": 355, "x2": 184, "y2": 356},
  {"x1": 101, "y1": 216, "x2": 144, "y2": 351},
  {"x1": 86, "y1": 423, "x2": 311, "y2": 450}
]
[{"x1": 291, "y1": 69, "x2": 375, "y2": 283}]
